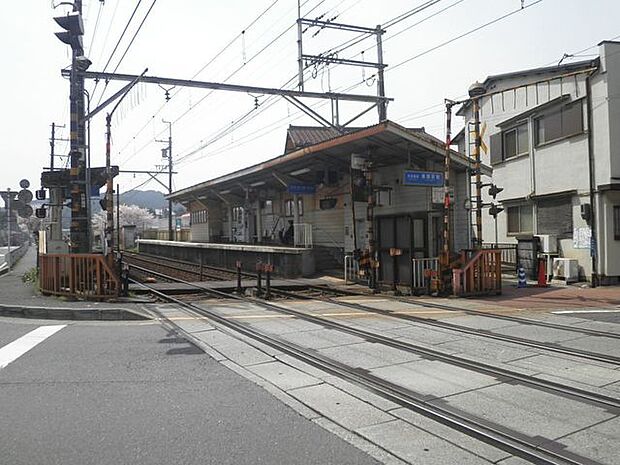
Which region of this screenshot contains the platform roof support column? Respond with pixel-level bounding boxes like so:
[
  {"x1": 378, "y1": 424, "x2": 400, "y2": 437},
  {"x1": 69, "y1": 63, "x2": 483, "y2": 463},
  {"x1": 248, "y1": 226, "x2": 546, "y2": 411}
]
[
  {"x1": 256, "y1": 198, "x2": 263, "y2": 244},
  {"x1": 293, "y1": 194, "x2": 301, "y2": 225}
]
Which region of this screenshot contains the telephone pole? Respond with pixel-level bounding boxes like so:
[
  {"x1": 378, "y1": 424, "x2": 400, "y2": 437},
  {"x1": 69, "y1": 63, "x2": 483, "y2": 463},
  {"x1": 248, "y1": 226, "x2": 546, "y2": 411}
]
[{"x1": 158, "y1": 121, "x2": 173, "y2": 241}]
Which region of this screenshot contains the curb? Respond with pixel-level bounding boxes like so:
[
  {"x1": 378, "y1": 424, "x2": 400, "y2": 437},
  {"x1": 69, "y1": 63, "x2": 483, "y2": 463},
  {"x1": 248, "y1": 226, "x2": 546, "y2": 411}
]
[{"x1": 0, "y1": 303, "x2": 151, "y2": 321}]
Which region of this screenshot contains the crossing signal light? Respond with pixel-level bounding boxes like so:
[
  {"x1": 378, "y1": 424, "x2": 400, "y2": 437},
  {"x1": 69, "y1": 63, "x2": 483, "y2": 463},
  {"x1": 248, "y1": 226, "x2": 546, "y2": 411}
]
[
  {"x1": 488, "y1": 184, "x2": 504, "y2": 199},
  {"x1": 489, "y1": 203, "x2": 504, "y2": 218},
  {"x1": 54, "y1": 12, "x2": 84, "y2": 51}
]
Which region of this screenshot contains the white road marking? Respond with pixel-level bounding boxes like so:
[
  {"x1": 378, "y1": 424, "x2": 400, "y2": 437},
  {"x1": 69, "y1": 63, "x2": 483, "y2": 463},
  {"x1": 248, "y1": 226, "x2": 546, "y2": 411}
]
[
  {"x1": 552, "y1": 309, "x2": 620, "y2": 314},
  {"x1": 0, "y1": 325, "x2": 66, "y2": 370}
]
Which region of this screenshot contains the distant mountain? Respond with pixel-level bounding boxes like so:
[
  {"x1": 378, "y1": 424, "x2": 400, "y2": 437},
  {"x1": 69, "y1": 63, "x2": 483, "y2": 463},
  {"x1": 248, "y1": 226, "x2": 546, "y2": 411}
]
[{"x1": 119, "y1": 190, "x2": 185, "y2": 214}]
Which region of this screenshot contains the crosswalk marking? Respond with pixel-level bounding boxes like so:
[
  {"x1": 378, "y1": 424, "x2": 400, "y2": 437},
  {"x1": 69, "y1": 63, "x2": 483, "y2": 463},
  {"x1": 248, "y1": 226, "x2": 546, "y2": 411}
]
[{"x1": 0, "y1": 325, "x2": 66, "y2": 370}]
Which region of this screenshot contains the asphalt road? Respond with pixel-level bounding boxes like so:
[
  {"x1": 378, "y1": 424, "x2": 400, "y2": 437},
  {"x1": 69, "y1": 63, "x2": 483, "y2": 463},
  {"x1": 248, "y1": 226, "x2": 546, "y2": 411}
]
[{"x1": 0, "y1": 318, "x2": 379, "y2": 465}]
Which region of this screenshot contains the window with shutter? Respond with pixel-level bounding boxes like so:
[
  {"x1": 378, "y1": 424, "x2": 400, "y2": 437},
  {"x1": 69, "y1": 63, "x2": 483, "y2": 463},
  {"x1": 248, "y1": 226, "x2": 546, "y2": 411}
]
[
  {"x1": 537, "y1": 196, "x2": 573, "y2": 239},
  {"x1": 490, "y1": 132, "x2": 503, "y2": 165},
  {"x1": 535, "y1": 101, "x2": 584, "y2": 145}
]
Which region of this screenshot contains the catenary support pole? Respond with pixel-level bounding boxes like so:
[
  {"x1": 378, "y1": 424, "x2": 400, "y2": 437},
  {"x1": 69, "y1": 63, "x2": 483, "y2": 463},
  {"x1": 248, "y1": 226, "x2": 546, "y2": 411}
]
[
  {"x1": 472, "y1": 97, "x2": 483, "y2": 249},
  {"x1": 440, "y1": 101, "x2": 454, "y2": 292}
]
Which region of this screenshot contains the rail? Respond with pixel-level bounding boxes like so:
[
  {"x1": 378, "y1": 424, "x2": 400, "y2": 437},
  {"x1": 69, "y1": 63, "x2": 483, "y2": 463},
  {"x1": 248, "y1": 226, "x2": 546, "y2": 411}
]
[
  {"x1": 293, "y1": 223, "x2": 313, "y2": 248},
  {"x1": 452, "y1": 249, "x2": 502, "y2": 297},
  {"x1": 411, "y1": 257, "x2": 439, "y2": 292},
  {"x1": 39, "y1": 253, "x2": 120, "y2": 299}
]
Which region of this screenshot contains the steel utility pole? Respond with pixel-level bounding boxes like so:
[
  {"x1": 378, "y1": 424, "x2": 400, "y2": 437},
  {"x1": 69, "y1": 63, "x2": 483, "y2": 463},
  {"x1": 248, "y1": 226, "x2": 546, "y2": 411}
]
[
  {"x1": 65, "y1": 0, "x2": 89, "y2": 253},
  {"x1": 440, "y1": 100, "x2": 454, "y2": 291},
  {"x1": 6, "y1": 188, "x2": 11, "y2": 272},
  {"x1": 164, "y1": 121, "x2": 173, "y2": 241},
  {"x1": 104, "y1": 72, "x2": 146, "y2": 256},
  {"x1": 469, "y1": 82, "x2": 486, "y2": 249}
]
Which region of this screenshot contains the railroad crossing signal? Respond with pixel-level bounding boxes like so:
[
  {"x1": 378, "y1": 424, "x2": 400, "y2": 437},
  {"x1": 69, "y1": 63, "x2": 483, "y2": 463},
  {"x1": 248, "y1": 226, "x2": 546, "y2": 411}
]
[
  {"x1": 480, "y1": 122, "x2": 488, "y2": 154},
  {"x1": 489, "y1": 203, "x2": 504, "y2": 218},
  {"x1": 488, "y1": 184, "x2": 504, "y2": 199},
  {"x1": 14, "y1": 179, "x2": 34, "y2": 218}
]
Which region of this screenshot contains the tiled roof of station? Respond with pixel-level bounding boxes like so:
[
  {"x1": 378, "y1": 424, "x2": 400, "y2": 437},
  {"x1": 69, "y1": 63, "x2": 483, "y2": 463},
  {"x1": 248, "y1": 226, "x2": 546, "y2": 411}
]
[{"x1": 169, "y1": 120, "x2": 488, "y2": 203}]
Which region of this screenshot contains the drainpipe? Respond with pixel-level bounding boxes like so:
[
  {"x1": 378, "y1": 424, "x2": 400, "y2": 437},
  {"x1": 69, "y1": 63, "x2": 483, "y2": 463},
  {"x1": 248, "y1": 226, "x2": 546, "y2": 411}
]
[
  {"x1": 528, "y1": 116, "x2": 537, "y2": 233},
  {"x1": 586, "y1": 72, "x2": 598, "y2": 287}
]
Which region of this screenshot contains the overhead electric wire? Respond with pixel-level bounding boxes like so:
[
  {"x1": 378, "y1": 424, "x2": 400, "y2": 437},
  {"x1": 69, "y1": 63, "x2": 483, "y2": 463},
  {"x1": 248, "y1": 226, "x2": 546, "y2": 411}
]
[
  {"x1": 113, "y1": 0, "x2": 285, "y2": 160},
  {"x1": 94, "y1": 0, "x2": 121, "y2": 68},
  {"x1": 176, "y1": 0, "x2": 455, "y2": 162},
  {"x1": 386, "y1": 0, "x2": 544, "y2": 75},
  {"x1": 124, "y1": 0, "x2": 542, "y2": 185},
  {"x1": 110, "y1": 0, "x2": 158, "y2": 74},
  {"x1": 100, "y1": 0, "x2": 144, "y2": 73},
  {"x1": 178, "y1": 0, "x2": 545, "y2": 168},
  {"x1": 85, "y1": 0, "x2": 105, "y2": 57},
  {"x1": 173, "y1": 1, "x2": 458, "y2": 165},
  {"x1": 118, "y1": 0, "x2": 327, "y2": 166}
]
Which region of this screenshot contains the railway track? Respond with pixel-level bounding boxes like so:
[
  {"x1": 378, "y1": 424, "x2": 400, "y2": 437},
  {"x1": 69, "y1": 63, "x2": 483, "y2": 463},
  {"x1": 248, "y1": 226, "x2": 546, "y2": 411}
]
[
  {"x1": 133, "y1": 268, "x2": 614, "y2": 465},
  {"x1": 268, "y1": 288, "x2": 620, "y2": 365},
  {"x1": 130, "y1": 263, "x2": 620, "y2": 410},
  {"x1": 125, "y1": 253, "x2": 620, "y2": 365},
  {"x1": 124, "y1": 252, "x2": 620, "y2": 342}
]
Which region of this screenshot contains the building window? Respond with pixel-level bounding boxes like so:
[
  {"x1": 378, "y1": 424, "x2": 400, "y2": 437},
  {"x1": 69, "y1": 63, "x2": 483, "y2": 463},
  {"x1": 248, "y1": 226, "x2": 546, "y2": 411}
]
[
  {"x1": 503, "y1": 123, "x2": 529, "y2": 159},
  {"x1": 191, "y1": 209, "x2": 208, "y2": 225},
  {"x1": 614, "y1": 206, "x2": 620, "y2": 240},
  {"x1": 285, "y1": 198, "x2": 303, "y2": 217},
  {"x1": 261, "y1": 199, "x2": 273, "y2": 214},
  {"x1": 507, "y1": 204, "x2": 533, "y2": 235},
  {"x1": 374, "y1": 188, "x2": 392, "y2": 207},
  {"x1": 319, "y1": 198, "x2": 338, "y2": 210},
  {"x1": 232, "y1": 206, "x2": 244, "y2": 223},
  {"x1": 535, "y1": 101, "x2": 583, "y2": 146}
]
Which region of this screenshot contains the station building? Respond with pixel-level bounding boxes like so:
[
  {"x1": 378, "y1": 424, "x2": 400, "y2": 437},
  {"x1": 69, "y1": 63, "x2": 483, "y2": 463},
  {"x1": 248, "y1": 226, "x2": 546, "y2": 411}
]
[{"x1": 140, "y1": 120, "x2": 486, "y2": 286}]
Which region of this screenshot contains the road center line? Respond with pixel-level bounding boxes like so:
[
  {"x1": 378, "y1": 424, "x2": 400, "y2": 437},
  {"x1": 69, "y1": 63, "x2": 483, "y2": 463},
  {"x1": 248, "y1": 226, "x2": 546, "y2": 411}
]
[{"x1": 0, "y1": 325, "x2": 66, "y2": 370}]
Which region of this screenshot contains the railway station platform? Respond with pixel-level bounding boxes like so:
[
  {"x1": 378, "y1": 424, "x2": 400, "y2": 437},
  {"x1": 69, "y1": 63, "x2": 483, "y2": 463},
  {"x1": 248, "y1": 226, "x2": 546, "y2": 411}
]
[{"x1": 137, "y1": 239, "x2": 316, "y2": 278}]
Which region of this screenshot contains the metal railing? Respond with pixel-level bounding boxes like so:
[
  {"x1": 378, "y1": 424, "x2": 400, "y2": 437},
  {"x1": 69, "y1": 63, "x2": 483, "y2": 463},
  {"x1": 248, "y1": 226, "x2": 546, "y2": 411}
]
[
  {"x1": 411, "y1": 257, "x2": 439, "y2": 291},
  {"x1": 482, "y1": 243, "x2": 517, "y2": 267},
  {"x1": 294, "y1": 223, "x2": 313, "y2": 248},
  {"x1": 344, "y1": 255, "x2": 360, "y2": 284},
  {"x1": 452, "y1": 249, "x2": 502, "y2": 296},
  {"x1": 39, "y1": 253, "x2": 120, "y2": 299}
]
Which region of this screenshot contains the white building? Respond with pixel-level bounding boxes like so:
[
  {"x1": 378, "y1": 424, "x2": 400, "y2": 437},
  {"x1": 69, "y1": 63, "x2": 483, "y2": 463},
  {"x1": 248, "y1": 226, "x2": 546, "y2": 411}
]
[{"x1": 456, "y1": 41, "x2": 620, "y2": 284}]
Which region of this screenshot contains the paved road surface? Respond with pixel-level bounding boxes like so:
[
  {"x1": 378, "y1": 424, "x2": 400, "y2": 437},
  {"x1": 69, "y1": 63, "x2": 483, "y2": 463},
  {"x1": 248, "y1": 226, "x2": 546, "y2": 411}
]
[{"x1": 0, "y1": 318, "x2": 379, "y2": 465}]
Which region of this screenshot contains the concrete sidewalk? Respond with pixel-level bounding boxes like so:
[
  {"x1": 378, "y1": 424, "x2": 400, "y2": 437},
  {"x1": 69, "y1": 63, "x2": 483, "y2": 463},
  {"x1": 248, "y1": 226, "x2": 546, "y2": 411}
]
[{"x1": 0, "y1": 246, "x2": 150, "y2": 320}]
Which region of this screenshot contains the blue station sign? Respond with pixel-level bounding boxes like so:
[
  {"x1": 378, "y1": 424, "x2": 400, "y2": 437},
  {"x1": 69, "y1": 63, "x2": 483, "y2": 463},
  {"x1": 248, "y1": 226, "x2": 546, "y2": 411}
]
[
  {"x1": 402, "y1": 170, "x2": 444, "y2": 187},
  {"x1": 287, "y1": 184, "x2": 316, "y2": 195}
]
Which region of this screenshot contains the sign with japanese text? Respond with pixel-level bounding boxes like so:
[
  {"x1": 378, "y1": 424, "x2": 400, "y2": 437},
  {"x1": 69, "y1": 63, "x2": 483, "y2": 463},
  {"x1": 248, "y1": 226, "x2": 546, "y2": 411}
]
[
  {"x1": 403, "y1": 170, "x2": 444, "y2": 187},
  {"x1": 287, "y1": 184, "x2": 316, "y2": 195}
]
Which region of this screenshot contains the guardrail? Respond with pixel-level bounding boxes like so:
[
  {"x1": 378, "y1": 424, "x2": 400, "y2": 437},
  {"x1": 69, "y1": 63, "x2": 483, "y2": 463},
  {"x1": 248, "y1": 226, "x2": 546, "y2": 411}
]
[
  {"x1": 344, "y1": 255, "x2": 359, "y2": 284},
  {"x1": 411, "y1": 257, "x2": 439, "y2": 292},
  {"x1": 452, "y1": 249, "x2": 502, "y2": 297},
  {"x1": 39, "y1": 253, "x2": 120, "y2": 299}
]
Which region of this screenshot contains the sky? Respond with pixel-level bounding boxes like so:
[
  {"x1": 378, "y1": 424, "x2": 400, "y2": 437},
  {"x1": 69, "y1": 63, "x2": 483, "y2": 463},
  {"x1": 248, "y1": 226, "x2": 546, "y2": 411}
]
[{"x1": 1, "y1": 0, "x2": 619, "y2": 200}]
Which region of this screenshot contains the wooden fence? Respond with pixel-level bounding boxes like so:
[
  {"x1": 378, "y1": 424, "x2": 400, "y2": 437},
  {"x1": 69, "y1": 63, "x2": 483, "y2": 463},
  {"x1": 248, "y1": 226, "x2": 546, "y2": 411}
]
[
  {"x1": 452, "y1": 249, "x2": 502, "y2": 297},
  {"x1": 39, "y1": 254, "x2": 120, "y2": 299}
]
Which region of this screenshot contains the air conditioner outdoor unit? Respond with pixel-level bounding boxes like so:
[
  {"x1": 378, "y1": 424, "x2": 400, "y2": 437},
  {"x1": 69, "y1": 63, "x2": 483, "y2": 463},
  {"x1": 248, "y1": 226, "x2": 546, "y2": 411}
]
[
  {"x1": 535, "y1": 234, "x2": 557, "y2": 253},
  {"x1": 552, "y1": 258, "x2": 579, "y2": 283}
]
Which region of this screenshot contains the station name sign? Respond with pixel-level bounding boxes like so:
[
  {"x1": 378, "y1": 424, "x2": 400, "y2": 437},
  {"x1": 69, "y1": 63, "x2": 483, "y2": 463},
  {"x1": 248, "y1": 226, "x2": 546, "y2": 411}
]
[
  {"x1": 402, "y1": 170, "x2": 444, "y2": 187},
  {"x1": 287, "y1": 184, "x2": 316, "y2": 195}
]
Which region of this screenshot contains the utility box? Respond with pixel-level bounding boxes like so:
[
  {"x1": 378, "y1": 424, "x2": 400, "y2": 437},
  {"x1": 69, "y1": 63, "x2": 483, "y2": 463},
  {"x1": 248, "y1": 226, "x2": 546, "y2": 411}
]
[
  {"x1": 516, "y1": 235, "x2": 541, "y2": 280},
  {"x1": 534, "y1": 234, "x2": 557, "y2": 253},
  {"x1": 553, "y1": 258, "x2": 579, "y2": 283}
]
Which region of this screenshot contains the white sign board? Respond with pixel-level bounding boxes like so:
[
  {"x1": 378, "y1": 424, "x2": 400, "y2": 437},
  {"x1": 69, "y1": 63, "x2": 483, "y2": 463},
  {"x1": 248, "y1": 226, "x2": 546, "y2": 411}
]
[{"x1": 573, "y1": 227, "x2": 591, "y2": 249}]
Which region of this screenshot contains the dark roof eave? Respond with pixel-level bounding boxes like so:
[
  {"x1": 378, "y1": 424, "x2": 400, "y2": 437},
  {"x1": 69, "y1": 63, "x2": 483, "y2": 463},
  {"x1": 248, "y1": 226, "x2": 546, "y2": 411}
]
[{"x1": 168, "y1": 120, "x2": 490, "y2": 201}]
